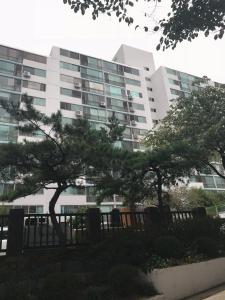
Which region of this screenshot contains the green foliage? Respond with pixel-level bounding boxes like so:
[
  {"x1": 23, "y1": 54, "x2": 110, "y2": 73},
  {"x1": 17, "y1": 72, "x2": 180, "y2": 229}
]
[
  {"x1": 154, "y1": 236, "x2": 184, "y2": 259},
  {"x1": 145, "y1": 87, "x2": 225, "y2": 180},
  {"x1": 63, "y1": 0, "x2": 225, "y2": 49},
  {"x1": 108, "y1": 264, "x2": 156, "y2": 298},
  {"x1": 194, "y1": 237, "x2": 219, "y2": 259},
  {"x1": 168, "y1": 217, "x2": 222, "y2": 245}
]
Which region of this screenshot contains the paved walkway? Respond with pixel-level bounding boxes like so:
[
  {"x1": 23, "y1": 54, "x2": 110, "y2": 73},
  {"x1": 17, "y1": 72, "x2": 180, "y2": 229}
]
[{"x1": 184, "y1": 284, "x2": 225, "y2": 300}]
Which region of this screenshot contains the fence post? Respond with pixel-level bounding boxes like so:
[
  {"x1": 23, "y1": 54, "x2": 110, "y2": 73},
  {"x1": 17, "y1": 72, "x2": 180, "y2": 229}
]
[
  {"x1": 111, "y1": 208, "x2": 121, "y2": 227},
  {"x1": 6, "y1": 209, "x2": 24, "y2": 256},
  {"x1": 144, "y1": 207, "x2": 161, "y2": 232},
  {"x1": 192, "y1": 207, "x2": 207, "y2": 218},
  {"x1": 86, "y1": 208, "x2": 101, "y2": 243}
]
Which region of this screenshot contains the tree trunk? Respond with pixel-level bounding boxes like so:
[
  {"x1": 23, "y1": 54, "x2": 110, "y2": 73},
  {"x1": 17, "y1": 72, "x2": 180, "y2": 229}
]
[
  {"x1": 49, "y1": 187, "x2": 66, "y2": 248},
  {"x1": 156, "y1": 170, "x2": 163, "y2": 213}
]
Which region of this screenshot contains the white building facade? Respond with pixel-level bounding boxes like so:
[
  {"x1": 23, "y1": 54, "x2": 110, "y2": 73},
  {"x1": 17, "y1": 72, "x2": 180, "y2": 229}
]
[{"x1": 0, "y1": 44, "x2": 224, "y2": 213}]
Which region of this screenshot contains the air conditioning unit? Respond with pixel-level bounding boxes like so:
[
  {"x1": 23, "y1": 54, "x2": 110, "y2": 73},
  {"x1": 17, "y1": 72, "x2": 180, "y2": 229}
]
[
  {"x1": 74, "y1": 82, "x2": 81, "y2": 89},
  {"x1": 23, "y1": 71, "x2": 31, "y2": 78},
  {"x1": 133, "y1": 135, "x2": 139, "y2": 140},
  {"x1": 130, "y1": 107, "x2": 135, "y2": 113},
  {"x1": 99, "y1": 101, "x2": 106, "y2": 108},
  {"x1": 131, "y1": 120, "x2": 136, "y2": 126},
  {"x1": 76, "y1": 110, "x2": 83, "y2": 117}
]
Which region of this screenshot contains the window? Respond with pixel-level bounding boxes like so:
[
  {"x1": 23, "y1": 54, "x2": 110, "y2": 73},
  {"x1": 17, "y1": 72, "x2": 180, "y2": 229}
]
[
  {"x1": 23, "y1": 80, "x2": 46, "y2": 91},
  {"x1": 144, "y1": 67, "x2": 150, "y2": 71},
  {"x1": 169, "y1": 78, "x2": 180, "y2": 86},
  {"x1": 32, "y1": 97, "x2": 46, "y2": 106},
  {"x1": 23, "y1": 66, "x2": 46, "y2": 77},
  {"x1": 82, "y1": 80, "x2": 104, "y2": 94},
  {"x1": 145, "y1": 77, "x2": 151, "y2": 81},
  {"x1": 60, "y1": 102, "x2": 82, "y2": 112},
  {"x1": 0, "y1": 60, "x2": 22, "y2": 77},
  {"x1": 81, "y1": 67, "x2": 103, "y2": 82},
  {"x1": 125, "y1": 78, "x2": 141, "y2": 87},
  {"x1": 127, "y1": 90, "x2": 143, "y2": 99},
  {"x1": 0, "y1": 107, "x2": 17, "y2": 124},
  {"x1": 62, "y1": 187, "x2": 85, "y2": 195},
  {"x1": 0, "y1": 45, "x2": 23, "y2": 63},
  {"x1": 104, "y1": 73, "x2": 125, "y2": 87},
  {"x1": 170, "y1": 88, "x2": 184, "y2": 97},
  {"x1": 107, "y1": 97, "x2": 128, "y2": 112},
  {"x1": 151, "y1": 108, "x2": 157, "y2": 112},
  {"x1": 123, "y1": 127, "x2": 132, "y2": 139},
  {"x1": 130, "y1": 115, "x2": 146, "y2": 123},
  {"x1": 83, "y1": 107, "x2": 107, "y2": 122},
  {"x1": 202, "y1": 176, "x2": 216, "y2": 189},
  {"x1": 215, "y1": 177, "x2": 225, "y2": 189},
  {"x1": 80, "y1": 55, "x2": 102, "y2": 69},
  {"x1": 105, "y1": 85, "x2": 126, "y2": 99},
  {"x1": 0, "y1": 124, "x2": 17, "y2": 143},
  {"x1": 62, "y1": 117, "x2": 75, "y2": 126},
  {"x1": 133, "y1": 128, "x2": 148, "y2": 136},
  {"x1": 60, "y1": 87, "x2": 81, "y2": 98},
  {"x1": 108, "y1": 111, "x2": 129, "y2": 125},
  {"x1": 60, "y1": 48, "x2": 80, "y2": 60},
  {"x1": 147, "y1": 87, "x2": 153, "y2": 91},
  {"x1": 124, "y1": 66, "x2": 139, "y2": 76},
  {"x1": 60, "y1": 61, "x2": 80, "y2": 72},
  {"x1": 0, "y1": 91, "x2": 20, "y2": 104},
  {"x1": 90, "y1": 121, "x2": 108, "y2": 131},
  {"x1": 23, "y1": 52, "x2": 47, "y2": 64},
  {"x1": 130, "y1": 102, "x2": 144, "y2": 111},
  {"x1": 82, "y1": 92, "x2": 105, "y2": 107},
  {"x1": 0, "y1": 75, "x2": 21, "y2": 92},
  {"x1": 149, "y1": 97, "x2": 155, "y2": 102},
  {"x1": 61, "y1": 205, "x2": 79, "y2": 213},
  {"x1": 166, "y1": 68, "x2": 177, "y2": 76},
  {"x1": 153, "y1": 119, "x2": 159, "y2": 125},
  {"x1": 102, "y1": 61, "x2": 124, "y2": 75}
]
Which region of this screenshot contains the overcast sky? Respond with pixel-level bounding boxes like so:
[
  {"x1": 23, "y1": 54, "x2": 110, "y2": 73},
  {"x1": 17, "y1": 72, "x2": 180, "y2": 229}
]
[{"x1": 1, "y1": 0, "x2": 224, "y2": 83}]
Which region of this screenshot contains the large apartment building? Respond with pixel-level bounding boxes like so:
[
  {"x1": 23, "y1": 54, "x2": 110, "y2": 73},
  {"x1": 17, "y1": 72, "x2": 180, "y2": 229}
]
[{"x1": 0, "y1": 43, "x2": 224, "y2": 213}]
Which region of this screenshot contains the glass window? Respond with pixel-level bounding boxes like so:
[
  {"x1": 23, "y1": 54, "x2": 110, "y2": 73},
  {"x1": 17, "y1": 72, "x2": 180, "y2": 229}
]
[
  {"x1": 0, "y1": 107, "x2": 17, "y2": 124},
  {"x1": 0, "y1": 124, "x2": 17, "y2": 143},
  {"x1": 130, "y1": 103, "x2": 144, "y2": 111},
  {"x1": 104, "y1": 73, "x2": 125, "y2": 87},
  {"x1": 23, "y1": 80, "x2": 46, "y2": 91},
  {"x1": 0, "y1": 75, "x2": 21, "y2": 92},
  {"x1": 202, "y1": 176, "x2": 216, "y2": 189},
  {"x1": 60, "y1": 102, "x2": 82, "y2": 112},
  {"x1": 125, "y1": 78, "x2": 141, "y2": 87},
  {"x1": 169, "y1": 78, "x2": 180, "y2": 86},
  {"x1": 124, "y1": 66, "x2": 139, "y2": 76},
  {"x1": 60, "y1": 74, "x2": 81, "y2": 87},
  {"x1": 0, "y1": 60, "x2": 21, "y2": 76},
  {"x1": 108, "y1": 111, "x2": 129, "y2": 125},
  {"x1": 170, "y1": 88, "x2": 184, "y2": 97},
  {"x1": 62, "y1": 117, "x2": 74, "y2": 126},
  {"x1": 82, "y1": 92, "x2": 105, "y2": 107},
  {"x1": 60, "y1": 48, "x2": 80, "y2": 60},
  {"x1": 23, "y1": 66, "x2": 46, "y2": 77},
  {"x1": 130, "y1": 115, "x2": 146, "y2": 123},
  {"x1": 102, "y1": 61, "x2": 124, "y2": 75},
  {"x1": 127, "y1": 90, "x2": 142, "y2": 99},
  {"x1": 23, "y1": 52, "x2": 47, "y2": 64},
  {"x1": 81, "y1": 67, "x2": 103, "y2": 82},
  {"x1": 151, "y1": 108, "x2": 157, "y2": 112},
  {"x1": 0, "y1": 91, "x2": 20, "y2": 104},
  {"x1": 215, "y1": 177, "x2": 225, "y2": 189},
  {"x1": 0, "y1": 46, "x2": 23, "y2": 63},
  {"x1": 105, "y1": 85, "x2": 126, "y2": 99},
  {"x1": 123, "y1": 127, "x2": 132, "y2": 139},
  {"x1": 166, "y1": 68, "x2": 177, "y2": 76},
  {"x1": 80, "y1": 55, "x2": 102, "y2": 69},
  {"x1": 62, "y1": 187, "x2": 85, "y2": 195},
  {"x1": 107, "y1": 97, "x2": 128, "y2": 112},
  {"x1": 32, "y1": 97, "x2": 46, "y2": 106},
  {"x1": 82, "y1": 80, "x2": 104, "y2": 94},
  {"x1": 133, "y1": 128, "x2": 148, "y2": 136},
  {"x1": 83, "y1": 107, "x2": 106, "y2": 122},
  {"x1": 60, "y1": 87, "x2": 81, "y2": 98},
  {"x1": 90, "y1": 121, "x2": 107, "y2": 131},
  {"x1": 60, "y1": 61, "x2": 80, "y2": 72}
]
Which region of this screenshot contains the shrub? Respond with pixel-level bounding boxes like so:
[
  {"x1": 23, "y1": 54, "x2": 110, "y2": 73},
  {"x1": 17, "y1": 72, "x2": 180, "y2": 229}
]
[
  {"x1": 168, "y1": 217, "x2": 222, "y2": 244},
  {"x1": 108, "y1": 264, "x2": 156, "y2": 298},
  {"x1": 40, "y1": 272, "x2": 85, "y2": 300},
  {"x1": 194, "y1": 237, "x2": 219, "y2": 258},
  {"x1": 85, "y1": 286, "x2": 113, "y2": 300},
  {"x1": 154, "y1": 235, "x2": 184, "y2": 259}
]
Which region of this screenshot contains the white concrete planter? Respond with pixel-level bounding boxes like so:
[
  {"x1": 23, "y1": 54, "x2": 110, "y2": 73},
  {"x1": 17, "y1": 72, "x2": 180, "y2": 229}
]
[{"x1": 148, "y1": 257, "x2": 225, "y2": 300}]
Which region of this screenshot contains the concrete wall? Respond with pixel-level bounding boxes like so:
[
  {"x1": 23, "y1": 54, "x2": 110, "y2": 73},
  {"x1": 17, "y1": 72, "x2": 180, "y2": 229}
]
[{"x1": 149, "y1": 258, "x2": 225, "y2": 300}]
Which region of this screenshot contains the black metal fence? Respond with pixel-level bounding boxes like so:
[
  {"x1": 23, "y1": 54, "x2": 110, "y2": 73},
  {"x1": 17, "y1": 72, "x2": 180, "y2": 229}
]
[{"x1": 0, "y1": 208, "x2": 201, "y2": 254}]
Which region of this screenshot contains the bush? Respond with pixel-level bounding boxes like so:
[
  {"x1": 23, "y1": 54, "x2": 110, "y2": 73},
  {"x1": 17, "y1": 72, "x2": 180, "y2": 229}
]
[
  {"x1": 168, "y1": 217, "x2": 222, "y2": 244},
  {"x1": 85, "y1": 231, "x2": 152, "y2": 271},
  {"x1": 85, "y1": 286, "x2": 113, "y2": 300},
  {"x1": 194, "y1": 237, "x2": 219, "y2": 258},
  {"x1": 108, "y1": 264, "x2": 156, "y2": 298},
  {"x1": 40, "y1": 272, "x2": 85, "y2": 300},
  {"x1": 154, "y1": 235, "x2": 184, "y2": 259}
]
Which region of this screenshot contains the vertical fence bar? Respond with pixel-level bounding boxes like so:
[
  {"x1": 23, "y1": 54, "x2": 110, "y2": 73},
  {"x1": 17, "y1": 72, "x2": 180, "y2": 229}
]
[{"x1": 7, "y1": 209, "x2": 24, "y2": 256}]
